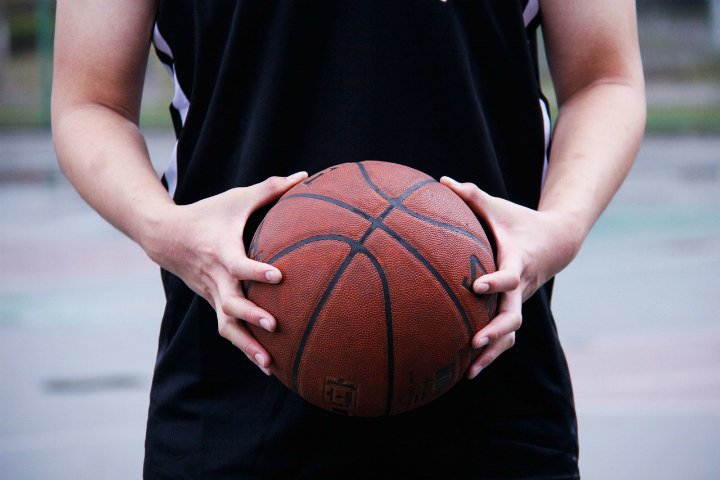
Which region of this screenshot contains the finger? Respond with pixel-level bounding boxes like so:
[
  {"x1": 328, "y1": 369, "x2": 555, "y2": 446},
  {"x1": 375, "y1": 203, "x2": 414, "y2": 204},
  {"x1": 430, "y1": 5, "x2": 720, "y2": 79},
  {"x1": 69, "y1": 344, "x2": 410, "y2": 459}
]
[
  {"x1": 242, "y1": 172, "x2": 308, "y2": 214},
  {"x1": 467, "y1": 332, "x2": 516, "y2": 379},
  {"x1": 217, "y1": 276, "x2": 276, "y2": 331},
  {"x1": 439, "y1": 176, "x2": 495, "y2": 222},
  {"x1": 223, "y1": 251, "x2": 282, "y2": 284},
  {"x1": 471, "y1": 288, "x2": 522, "y2": 349},
  {"x1": 473, "y1": 269, "x2": 520, "y2": 294},
  {"x1": 216, "y1": 309, "x2": 272, "y2": 375}
]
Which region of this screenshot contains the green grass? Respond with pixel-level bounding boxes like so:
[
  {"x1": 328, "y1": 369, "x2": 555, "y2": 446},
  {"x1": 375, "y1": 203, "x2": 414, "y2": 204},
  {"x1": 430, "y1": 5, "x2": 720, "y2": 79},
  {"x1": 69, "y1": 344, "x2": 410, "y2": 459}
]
[
  {"x1": 645, "y1": 105, "x2": 720, "y2": 134},
  {"x1": 0, "y1": 108, "x2": 47, "y2": 128},
  {"x1": 138, "y1": 104, "x2": 174, "y2": 130},
  {"x1": 0, "y1": 105, "x2": 174, "y2": 129},
  {"x1": 2, "y1": 103, "x2": 719, "y2": 135}
]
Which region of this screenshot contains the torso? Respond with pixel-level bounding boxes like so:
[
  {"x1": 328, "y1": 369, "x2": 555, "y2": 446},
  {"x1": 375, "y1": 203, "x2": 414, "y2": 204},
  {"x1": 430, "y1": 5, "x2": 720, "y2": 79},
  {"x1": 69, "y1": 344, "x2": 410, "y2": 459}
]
[{"x1": 145, "y1": 1, "x2": 578, "y2": 478}]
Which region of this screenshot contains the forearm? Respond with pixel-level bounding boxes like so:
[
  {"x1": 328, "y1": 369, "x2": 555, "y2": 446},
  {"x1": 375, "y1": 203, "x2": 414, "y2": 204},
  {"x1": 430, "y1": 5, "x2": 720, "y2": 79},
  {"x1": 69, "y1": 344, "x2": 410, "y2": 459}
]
[
  {"x1": 538, "y1": 0, "x2": 645, "y2": 249},
  {"x1": 52, "y1": 104, "x2": 174, "y2": 249},
  {"x1": 538, "y1": 79, "x2": 646, "y2": 245},
  {"x1": 52, "y1": 0, "x2": 165, "y2": 250}
]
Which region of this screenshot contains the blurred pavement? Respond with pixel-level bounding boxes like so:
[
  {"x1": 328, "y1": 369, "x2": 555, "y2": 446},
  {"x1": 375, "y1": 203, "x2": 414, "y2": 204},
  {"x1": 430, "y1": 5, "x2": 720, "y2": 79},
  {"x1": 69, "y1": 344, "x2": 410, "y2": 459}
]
[{"x1": 0, "y1": 130, "x2": 719, "y2": 479}]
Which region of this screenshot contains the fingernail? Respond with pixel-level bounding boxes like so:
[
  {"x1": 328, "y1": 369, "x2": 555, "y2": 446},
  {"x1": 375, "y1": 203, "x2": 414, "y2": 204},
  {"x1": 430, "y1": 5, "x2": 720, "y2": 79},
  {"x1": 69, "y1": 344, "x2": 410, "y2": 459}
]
[
  {"x1": 468, "y1": 365, "x2": 483, "y2": 379},
  {"x1": 474, "y1": 336, "x2": 489, "y2": 349},
  {"x1": 259, "y1": 317, "x2": 274, "y2": 332},
  {"x1": 265, "y1": 270, "x2": 282, "y2": 283},
  {"x1": 286, "y1": 171, "x2": 307, "y2": 182},
  {"x1": 442, "y1": 176, "x2": 460, "y2": 186},
  {"x1": 258, "y1": 365, "x2": 271, "y2": 376},
  {"x1": 254, "y1": 352, "x2": 267, "y2": 367},
  {"x1": 474, "y1": 281, "x2": 489, "y2": 294}
]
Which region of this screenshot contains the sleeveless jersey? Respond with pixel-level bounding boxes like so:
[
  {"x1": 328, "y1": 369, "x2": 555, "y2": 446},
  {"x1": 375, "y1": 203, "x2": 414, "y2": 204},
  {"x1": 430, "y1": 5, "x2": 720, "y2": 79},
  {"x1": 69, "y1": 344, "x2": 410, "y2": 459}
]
[{"x1": 147, "y1": 1, "x2": 578, "y2": 478}]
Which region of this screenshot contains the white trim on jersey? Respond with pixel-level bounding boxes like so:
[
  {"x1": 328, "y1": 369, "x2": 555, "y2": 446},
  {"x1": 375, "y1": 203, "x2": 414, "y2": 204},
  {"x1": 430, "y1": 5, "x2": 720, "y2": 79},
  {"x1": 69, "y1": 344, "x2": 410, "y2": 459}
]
[
  {"x1": 539, "y1": 98, "x2": 551, "y2": 186},
  {"x1": 525, "y1": 1, "x2": 549, "y2": 186},
  {"x1": 523, "y1": 0, "x2": 539, "y2": 27},
  {"x1": 165, "y1": 142, "x2": 179, "y2": 200},
  {"x1": 153, "y1": 24, "x2": 190, "y2": 198}
]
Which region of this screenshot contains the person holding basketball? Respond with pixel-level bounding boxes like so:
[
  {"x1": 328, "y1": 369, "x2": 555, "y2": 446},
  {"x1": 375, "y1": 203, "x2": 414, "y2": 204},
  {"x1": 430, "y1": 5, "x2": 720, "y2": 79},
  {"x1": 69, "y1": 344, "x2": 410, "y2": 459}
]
[{"x1": 52, "y1": 1, "x2": 645, "y2": 478}]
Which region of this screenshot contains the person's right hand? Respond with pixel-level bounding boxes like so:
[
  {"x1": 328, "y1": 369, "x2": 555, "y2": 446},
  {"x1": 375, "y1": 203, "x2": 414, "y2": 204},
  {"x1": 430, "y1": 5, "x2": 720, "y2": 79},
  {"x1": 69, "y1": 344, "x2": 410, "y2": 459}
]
[{"x1": 142, "y1": 172, "x2": 308, "y2": 375}]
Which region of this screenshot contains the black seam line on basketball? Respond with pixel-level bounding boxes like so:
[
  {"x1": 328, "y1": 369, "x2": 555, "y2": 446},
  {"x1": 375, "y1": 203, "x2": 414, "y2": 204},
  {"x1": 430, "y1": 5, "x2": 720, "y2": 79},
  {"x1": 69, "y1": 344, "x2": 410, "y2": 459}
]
[
  {"x1": 395, "y1": 178, "x2": 436, "y2": 203},
  {"x1": 348, "y1": 170, "x2": 472, "y2": 337},
  {"x1": 291, "y1": 249, "x2": 359, "y2": 393},
  {"x1": 376, "y1": 223, "x2": 474, "y2": 337},
  {"x1": 355, "y1": 162, "x2": 434, "y2": 206},
  {"x1": 396, "y1": 207, "x2": 492, "y2": 256},
  {"x1": 265, "y1": 228, "x2": 394, "y2": 412},
  {"x1": 284, "y1": 179, "x2": 431, "y2": 247},
  {"x1": 247, "y1": 235, "x2": 357, "y2": 297},
  {"x1": 355, "y1": 161, "x2": 394, "y2": 203},
  {"x1": 280, "y1": 194, "x2": 376, "y2": 223},
  {"x1": 354, "y1": 162, "x2": 492, "y2": 255},
  {"x1": 266, "y1": 234, "x2": 358, "y2": 265},
  {"x1": 358, "y1": 204, "x2": 395, "y2": 244},
  {"x1": 357, "y1": 250, "x2": 394, "y2": 416},
  {"x1": 357, "y1": 180, "x2": 433, "y2": 244},
  {"x1": 274, "y1": 193, "x2": 473, "y2": 335}
]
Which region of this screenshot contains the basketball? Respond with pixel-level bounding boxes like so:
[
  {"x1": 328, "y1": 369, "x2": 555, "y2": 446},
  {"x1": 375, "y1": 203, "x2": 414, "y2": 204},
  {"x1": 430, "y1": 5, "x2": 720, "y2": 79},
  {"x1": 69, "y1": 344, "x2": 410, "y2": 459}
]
[{"x1": 245, "y1": 161, "x2": 497, "y2": 416}]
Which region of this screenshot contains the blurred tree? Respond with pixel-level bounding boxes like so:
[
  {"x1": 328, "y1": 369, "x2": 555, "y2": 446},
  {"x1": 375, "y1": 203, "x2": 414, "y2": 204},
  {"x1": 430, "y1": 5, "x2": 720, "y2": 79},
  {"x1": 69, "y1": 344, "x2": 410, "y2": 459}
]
[
  {"x1": 6, "y1": 0, "x2": 37, "y2": 53},
  {"x1": 712, "y1": 0, "x2": 720, "y2": 47},
  {"x1": 0, "y1": 4, "x2": 8, "y2": 93},
  {"x1": 36, "y1": 0, "x2": 52, "y2": 126}
]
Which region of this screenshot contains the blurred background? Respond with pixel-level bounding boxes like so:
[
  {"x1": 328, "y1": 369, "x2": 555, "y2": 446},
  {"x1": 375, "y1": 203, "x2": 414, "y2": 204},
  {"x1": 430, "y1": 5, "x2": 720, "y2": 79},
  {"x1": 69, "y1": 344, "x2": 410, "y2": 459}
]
[{"x1": 1, "y1": 1, "x2": 718, "y2": 478}]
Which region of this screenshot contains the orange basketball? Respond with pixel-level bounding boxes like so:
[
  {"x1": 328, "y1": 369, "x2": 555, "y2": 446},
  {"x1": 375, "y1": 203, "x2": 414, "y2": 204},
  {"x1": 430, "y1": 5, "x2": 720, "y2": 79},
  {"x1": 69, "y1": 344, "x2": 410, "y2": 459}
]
[{"x1": 246, "y1": 161, "x2": 496, "y2": 416}]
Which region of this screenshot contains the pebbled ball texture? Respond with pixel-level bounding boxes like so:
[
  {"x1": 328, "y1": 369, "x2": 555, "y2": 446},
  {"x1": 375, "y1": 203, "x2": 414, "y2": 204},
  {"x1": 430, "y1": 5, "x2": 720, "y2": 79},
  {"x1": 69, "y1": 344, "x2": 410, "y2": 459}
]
[{"x1": 246, "y1": 161, "x2": 496, "y2": 416}]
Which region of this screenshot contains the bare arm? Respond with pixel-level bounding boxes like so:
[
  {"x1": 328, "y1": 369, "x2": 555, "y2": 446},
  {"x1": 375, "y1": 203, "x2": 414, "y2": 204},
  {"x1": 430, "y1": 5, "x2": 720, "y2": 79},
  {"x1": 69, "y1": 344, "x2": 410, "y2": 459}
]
[
  {"x1": 52, "y1": 0, "x2": 306, "y2": 374},
  {"x1": 442, "y1": 0, "x2": 645, "y2": 377},
  {"x1": 539, "y1": 0, "x2": 646, "y2": 238},
  {"x1": 52, "y1": 0, "x2": 171, "y2": 244}
]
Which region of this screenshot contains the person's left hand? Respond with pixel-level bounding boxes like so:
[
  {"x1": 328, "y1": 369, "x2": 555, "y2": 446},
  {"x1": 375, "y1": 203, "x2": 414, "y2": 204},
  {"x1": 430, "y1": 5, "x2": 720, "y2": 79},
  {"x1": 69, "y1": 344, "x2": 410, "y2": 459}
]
[{"x1": 440, "y1": 177, "x2": 586, "y2": 379}]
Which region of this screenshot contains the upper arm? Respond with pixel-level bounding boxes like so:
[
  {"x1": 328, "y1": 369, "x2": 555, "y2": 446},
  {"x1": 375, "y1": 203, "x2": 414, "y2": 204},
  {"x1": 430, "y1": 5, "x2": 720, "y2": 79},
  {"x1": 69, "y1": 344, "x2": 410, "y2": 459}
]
[
  {"x1": 52, "y1": 0, "x2": 158, "y2": 123},
  {"x1": 540, "y1": 0, "x2": 644, "y2": 106}
]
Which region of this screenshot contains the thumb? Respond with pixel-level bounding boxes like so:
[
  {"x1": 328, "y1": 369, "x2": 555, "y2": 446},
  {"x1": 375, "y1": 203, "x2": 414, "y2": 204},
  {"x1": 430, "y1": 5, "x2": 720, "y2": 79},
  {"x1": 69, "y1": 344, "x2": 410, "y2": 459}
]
[
  {"x1": 242, "y1": 171, "x2": 308, "y2": 214},
  {"x1": 439, "y1": 176, "x2": 495, "y2": 223}
]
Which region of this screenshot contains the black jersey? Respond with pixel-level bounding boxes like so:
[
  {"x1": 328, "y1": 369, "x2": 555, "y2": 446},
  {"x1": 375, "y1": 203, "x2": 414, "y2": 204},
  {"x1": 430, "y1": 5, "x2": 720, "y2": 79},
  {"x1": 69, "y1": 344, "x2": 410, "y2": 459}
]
[{"x1": 148, "y1": 1, "x2": 578, "y2": 478}]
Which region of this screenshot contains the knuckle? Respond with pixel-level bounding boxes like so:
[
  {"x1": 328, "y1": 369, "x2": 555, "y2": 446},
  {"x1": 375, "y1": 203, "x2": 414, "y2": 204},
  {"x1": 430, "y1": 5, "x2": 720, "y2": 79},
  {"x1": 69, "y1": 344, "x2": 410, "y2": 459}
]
[
  {"x1": 482, "y1": 353, "x2": 496, "y2": 368},
  {"x1": 227, "y1": 263, "x2": 243, "y2": 279},
  {"x1": 239, "y1": 306, "x2": 258, "y2": 324},
  {"x1": 513, "y1": 313, "x2": 523, "y2": 330},
  {"x1": 265, "y1": 176, "x2": 285, "y2": 190},
  {"x1": 464, "y1": 182, "x2": 480, "y2": 196},
  {"x1": 238, "y1": 339, "x2": 251, "y2": 356},
  {"x1": 217, "y1": 319, "x2": 230, "y2": 337},
  {"x1": 199, "y1": 285, "x2": 213, "y2": 302},
  {"x1": 230, "y1": 331, "x2": 251, "y2": 354},
  {"x1": 486, "y1": 329, "x2": 500, "y2": 343},
  {"x1": 243, "y1": 350, "x2": 257, "y2": 365},
  {"x1": 242, "y1": 311, "x2": 260, "y2": 327},
  {"x1": 228, "y1": 260, "x2": 248, "y2": 279},
  {"x1": 507, "y1": 332, "x2": 516, "y2": 348},
  {"x1": 235, "y1": 299, "x2": 252, "y2": 318},
  {"x1": 219, "y1": 298, "x2": 234, "y2": 316},
  {"x1": 248, "y1": 262, "x2": 266, "y2": 280}
]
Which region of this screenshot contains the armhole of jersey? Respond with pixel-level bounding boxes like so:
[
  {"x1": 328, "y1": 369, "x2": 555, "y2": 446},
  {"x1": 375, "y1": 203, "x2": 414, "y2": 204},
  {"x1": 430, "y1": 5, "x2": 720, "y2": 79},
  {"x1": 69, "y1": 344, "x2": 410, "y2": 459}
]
[
  {"x1": 522, "y1": 0, "x2": 539, "y2": 27},
  {"x1": 523, "y1": 0, "x2": 550, "y2": 188},
  {"x1": 152, "y1": 23, "x2": 191, "y2": 199},
  {"x1": 538, "y1": 96, "x2": 551, "y2": 186}
]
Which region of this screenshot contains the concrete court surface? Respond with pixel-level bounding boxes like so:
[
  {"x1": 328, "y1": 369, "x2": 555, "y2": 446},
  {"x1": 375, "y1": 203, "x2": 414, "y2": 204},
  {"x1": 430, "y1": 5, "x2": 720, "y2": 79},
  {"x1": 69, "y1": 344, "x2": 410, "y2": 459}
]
[{"x1": 0, "y1": 130, "x2": 719, "y2": 479}]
